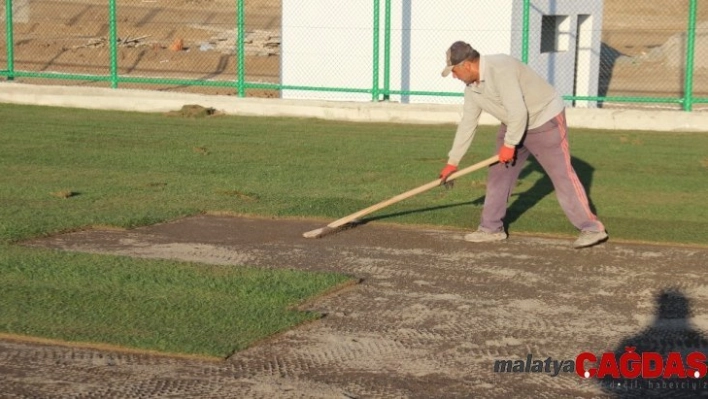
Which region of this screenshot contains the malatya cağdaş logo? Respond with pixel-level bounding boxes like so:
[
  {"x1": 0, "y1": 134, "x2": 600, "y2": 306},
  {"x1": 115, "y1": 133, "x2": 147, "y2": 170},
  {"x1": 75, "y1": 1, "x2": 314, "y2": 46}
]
[
  {"x1": 494, "y1": 347, "x2": 707, "y2": 380},
  {"x1": 576, "y1": 347, "x2": 706, "y2": 380}
]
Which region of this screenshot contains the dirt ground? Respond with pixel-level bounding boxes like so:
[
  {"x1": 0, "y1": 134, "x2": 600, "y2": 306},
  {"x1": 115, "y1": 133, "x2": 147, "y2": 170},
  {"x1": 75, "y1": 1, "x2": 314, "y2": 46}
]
[
  {"x1": 1, "y1": 0, "x2": 707, "y2": 107},
  {"x1": 0, "y1": 0, "x2": 282, "y2": 97},
  {"x1": 3, "y1": 215, "x2": 708, "y2": 398}
]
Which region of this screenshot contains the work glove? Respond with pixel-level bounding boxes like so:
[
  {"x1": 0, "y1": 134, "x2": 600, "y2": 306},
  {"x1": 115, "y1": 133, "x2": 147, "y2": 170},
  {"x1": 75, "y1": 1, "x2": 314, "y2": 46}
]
[
  {"x1": 439, "y1": 163, "x2": 458, "y2": 188},
  {"x1": 498, "y1": 144, "x2": 516, "y2": 165}
]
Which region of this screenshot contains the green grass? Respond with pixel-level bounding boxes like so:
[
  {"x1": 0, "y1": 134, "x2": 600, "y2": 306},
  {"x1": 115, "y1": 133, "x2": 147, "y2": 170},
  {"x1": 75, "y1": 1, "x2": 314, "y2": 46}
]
[
  {"x1": 0, "y1": 103, "x2": 706, "y2": 356},
  {"x1": 1, "y1": 103, "x2": 706, "y2": 245},
  {"x1": 0, "y1": 244, "x2": 349, "y2": 357}
]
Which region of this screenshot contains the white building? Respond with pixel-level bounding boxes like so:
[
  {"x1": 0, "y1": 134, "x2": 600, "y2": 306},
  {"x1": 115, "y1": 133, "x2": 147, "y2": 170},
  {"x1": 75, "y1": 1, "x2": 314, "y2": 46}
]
[{"x1": 281, "y1": 0, "x2": 603, "y2": 107}]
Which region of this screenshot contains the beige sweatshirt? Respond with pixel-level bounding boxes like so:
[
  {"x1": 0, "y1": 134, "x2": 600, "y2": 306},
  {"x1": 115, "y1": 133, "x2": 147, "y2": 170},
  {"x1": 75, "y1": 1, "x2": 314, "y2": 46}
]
[{"x1": 447, "y1": 54, "x2": 565, "y2": 166}]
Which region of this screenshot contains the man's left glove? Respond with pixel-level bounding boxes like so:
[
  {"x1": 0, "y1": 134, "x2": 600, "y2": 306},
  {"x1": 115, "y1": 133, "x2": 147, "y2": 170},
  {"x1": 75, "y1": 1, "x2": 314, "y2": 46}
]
[
  {"x1": 498, "y1": 144, "x2": 516, "y2": 164},
  {"x1": 439, "y1": 164, "x2": 458, "y2": 188}
]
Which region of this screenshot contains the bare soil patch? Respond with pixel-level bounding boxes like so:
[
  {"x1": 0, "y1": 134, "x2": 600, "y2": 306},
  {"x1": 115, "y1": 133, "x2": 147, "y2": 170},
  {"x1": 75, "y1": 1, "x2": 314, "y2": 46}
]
[{"x1": 3, "y1": 215, "x2": 707, "y2": 398}]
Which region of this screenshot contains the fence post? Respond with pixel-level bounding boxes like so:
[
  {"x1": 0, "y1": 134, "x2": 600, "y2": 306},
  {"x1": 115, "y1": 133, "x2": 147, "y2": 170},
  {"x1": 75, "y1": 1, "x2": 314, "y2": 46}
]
[
  {"x1": 109, "y1": 0, "x2": 118, "y2": 88},
  {"x1": 683, "y1": 0, "x2": 697, "y2": 111},
  {"x1": 521, "y1": 0, "x2": 530, "y2": 63},
  {"x1": 237, "y1": 0, "x2": 245, "y2": 97},
  {"x1": 372, "y1": 0, "x2": 380, "y2": 101},
  {"x1": 4, "y1": 0, "x2": 14, "y2": 80},
  {"x1": 383, "y1": 0, "x2": 391, "y2": 101}
]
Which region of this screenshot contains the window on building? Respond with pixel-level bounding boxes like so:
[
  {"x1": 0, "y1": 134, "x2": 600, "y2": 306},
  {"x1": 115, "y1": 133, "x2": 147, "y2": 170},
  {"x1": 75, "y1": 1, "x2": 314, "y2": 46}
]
[{"x1": 541, "y1": 15, "x2": 570, "y2": 53}]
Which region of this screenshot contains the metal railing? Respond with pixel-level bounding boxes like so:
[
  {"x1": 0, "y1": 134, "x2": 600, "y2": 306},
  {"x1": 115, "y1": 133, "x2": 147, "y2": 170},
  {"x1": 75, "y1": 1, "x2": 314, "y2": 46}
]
[{"x1": 1, "y1": 0, "x2": 706, "y2": 110}]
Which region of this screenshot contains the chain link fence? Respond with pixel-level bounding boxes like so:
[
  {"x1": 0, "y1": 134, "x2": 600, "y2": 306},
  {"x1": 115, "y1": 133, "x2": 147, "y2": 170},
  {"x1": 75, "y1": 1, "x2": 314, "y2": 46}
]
[
  {"x1": 598, "y1": 0, "x2": 708, "y2": 111},
  {"x1": 1, "y1": 0, "x2": 706, "y2": 110}
]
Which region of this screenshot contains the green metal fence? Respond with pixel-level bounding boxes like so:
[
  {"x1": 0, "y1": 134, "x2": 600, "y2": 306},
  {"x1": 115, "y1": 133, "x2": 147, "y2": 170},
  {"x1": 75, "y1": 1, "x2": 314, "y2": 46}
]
[{"x1": 1, "y1": 0, "x2": 706, "y2": 110}]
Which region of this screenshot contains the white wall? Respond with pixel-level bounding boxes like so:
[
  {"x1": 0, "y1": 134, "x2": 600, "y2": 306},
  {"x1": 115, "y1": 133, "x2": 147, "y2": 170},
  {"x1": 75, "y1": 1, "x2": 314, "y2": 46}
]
[
  {"x1": 384, "y1": 0, "x2": 514, "y2": 104},
  {"x1": 281, "y1": 0, "x2": 376, "y2": 101},
  {"x1": 282, "y1": 0, "x2": 604, "y2": 107},
  {"x1": 281, "y1": 0, "x2": 514, "y2": 102},
  {"x1": 512, "y1": 0, "x2": 604, "y2": 107}
]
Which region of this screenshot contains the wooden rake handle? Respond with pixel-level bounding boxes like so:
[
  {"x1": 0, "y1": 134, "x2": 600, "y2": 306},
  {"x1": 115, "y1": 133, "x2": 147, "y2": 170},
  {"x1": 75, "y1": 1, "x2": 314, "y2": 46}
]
[{"x1": 323, "y1": 155, "x2": 499, "y2": 229}]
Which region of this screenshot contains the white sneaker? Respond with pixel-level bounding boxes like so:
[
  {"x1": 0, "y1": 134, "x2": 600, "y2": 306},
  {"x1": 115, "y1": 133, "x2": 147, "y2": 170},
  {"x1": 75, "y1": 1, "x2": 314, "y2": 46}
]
[
  {"x1": 464, "y1": 229, "x2": 508, "y2": 243},
  {"x1": 573, "y1": 230, "x2": 608, "y2": 249}
]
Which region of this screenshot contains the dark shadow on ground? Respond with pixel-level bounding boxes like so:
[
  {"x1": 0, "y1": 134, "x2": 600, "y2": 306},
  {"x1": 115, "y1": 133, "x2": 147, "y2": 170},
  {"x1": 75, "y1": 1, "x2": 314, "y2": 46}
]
[
  {"x1": 358, "y1": 199, "x2": 484, "y2": 224},
  {"x1": 359, "y1": 156, "x2": 598, "y2": 230},
  {"x1": 598, "y1": 289, "x2": 708, "y2": 398},
  {"x1": 504, "y1": 156, "x2": 598, "y2": 229}
]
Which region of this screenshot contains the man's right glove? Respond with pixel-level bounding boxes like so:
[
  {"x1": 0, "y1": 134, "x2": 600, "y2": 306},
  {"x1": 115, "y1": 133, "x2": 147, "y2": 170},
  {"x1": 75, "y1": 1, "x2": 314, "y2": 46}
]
[{"x1": 439, "y1": 164, "x2": 458, "y2": 188}]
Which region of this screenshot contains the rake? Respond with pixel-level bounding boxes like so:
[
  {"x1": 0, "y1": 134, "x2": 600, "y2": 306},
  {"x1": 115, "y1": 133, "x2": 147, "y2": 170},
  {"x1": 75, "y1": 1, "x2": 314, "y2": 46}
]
[{"x1": 302, "y1": 155, "x2": 499, "y2": 238}]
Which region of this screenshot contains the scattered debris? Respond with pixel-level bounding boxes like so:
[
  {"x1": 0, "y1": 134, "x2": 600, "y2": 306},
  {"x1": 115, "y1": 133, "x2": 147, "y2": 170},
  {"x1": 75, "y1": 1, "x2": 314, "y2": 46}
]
[
  {"x1": 193, "y1": 146, "x2": 210, "y2": 155},
  {"x1": 71, "y1": 35, "x2": 152, "y2": 50},
  {"x1": 617, "y1": 21, "x2": 708, "y2": 70},
  {"x1": 198, "y1": 42, "x2": 215, "y2": 51},
  {"x1": 168, "y1": 38, "x2": 184, "y2": 52},
  {"x1": 51, "y1": 190, "x2": 77, "y2": 199},
  {"x1": 166, "y1": 104, "x2": 219, "y2": 118},
  {"x1": 69, "y1": 28, "x2": 281, "y2": 57},
  {"x1": 193, "y1": 26, "x2": 281, "y2": 56},
  {"x1": 218, "y1": 190, "x2": 259, "y2": 201},
  {"x1": 242, "y1": 30, "x2": 281, "y2": 56},
  {"x1": 120, "y1": 34, "x2": 150, "y2": 47}
]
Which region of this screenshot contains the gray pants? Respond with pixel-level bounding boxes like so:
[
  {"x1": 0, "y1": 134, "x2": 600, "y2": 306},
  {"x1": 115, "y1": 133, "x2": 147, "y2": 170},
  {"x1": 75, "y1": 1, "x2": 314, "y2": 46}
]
[{"x1": 479, "y1": 110, "x2": 605, "y2": 233}]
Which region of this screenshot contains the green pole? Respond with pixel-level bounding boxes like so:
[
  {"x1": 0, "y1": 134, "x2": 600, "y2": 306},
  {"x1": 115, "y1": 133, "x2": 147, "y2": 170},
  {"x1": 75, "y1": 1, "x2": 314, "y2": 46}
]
[
  {"x1": 237, "y1": 0, "x2": 245, "y2": 97},
  {"x1": 372, "y1": 0, "x2": 380, "y2": 101},
  {"x1": 109, "y1": 0, "x2": 118, "y2": 88},
  {"x1": 683, "y1": 0, "x2": 697, "y2": 111},
  {"x1": 4, "y1": 0, "x2": 14, "y2": 79},
  {"x1": 383, "y1": 0, "x2": 391, "y2": 100},
  {"x1": 521, "y1": 0, "x2": 530, "y2": 63}
]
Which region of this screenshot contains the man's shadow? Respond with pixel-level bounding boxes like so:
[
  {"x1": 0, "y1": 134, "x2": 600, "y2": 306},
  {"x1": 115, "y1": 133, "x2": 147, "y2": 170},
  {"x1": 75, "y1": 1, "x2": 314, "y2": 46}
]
[
  {"x1": 598, "y1": 289, "x2": 708, "y2": 398},
  {"x1": 503, "y1": 156, "x2": 598, "y2": 229},
  {"x1": 357, "y1": 156, "x2": 598, "y2": 227}
]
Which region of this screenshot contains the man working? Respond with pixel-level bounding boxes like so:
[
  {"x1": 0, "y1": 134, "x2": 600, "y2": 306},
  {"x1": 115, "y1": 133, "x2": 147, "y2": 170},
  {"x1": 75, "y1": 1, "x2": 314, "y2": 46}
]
[{"x1": 438, "y1": 41, "x2": 607, "y2": 249}]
